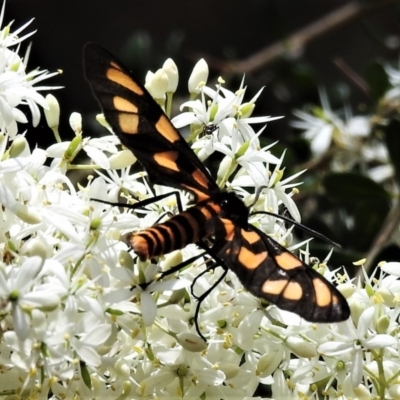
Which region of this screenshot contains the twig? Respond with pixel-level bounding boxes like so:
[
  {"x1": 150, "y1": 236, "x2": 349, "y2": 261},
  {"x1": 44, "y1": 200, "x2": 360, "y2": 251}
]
[
  {"x1": 203, "y1": 0, "x2": 396, "y2": 74},
  {"x1": 296, "y1": 148, "x2": 335, "y2": 174},
  {"x1": 334, "y1": 57, "x2": 370, "y2": 96},
  {"x1": 362, "y1": 200, "x2": 400, "y2": 275}
]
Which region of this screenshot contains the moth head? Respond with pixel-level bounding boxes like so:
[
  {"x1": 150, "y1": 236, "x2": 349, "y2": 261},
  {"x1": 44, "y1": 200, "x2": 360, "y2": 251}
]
[{"x1": 216, "y1": 192, "x2": 249, "y2": 227}]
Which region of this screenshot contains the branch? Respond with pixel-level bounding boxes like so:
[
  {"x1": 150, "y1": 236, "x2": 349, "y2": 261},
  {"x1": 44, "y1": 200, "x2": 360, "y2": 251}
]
[
  {"x1": 362, "y1": 200, "x2": 400, "y2": 275},
  {"x1": 334, "y1": 57, "x2": 370, "y2": 96},
  {"x1": 204, "y1": 0, "x2": 396, "y2": 74}
]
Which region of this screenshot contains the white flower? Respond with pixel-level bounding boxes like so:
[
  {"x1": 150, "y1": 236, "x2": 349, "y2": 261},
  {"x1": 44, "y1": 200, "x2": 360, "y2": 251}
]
[
  {"x1": 319, "y1": 303, "x2": 397, "y2": 390},
  {"x1": 292, "y1": 89, "x2": 372, "y2": 157},
  {"x1": 0, "y1": 2, "x2": 35, "y2": 48},
  {"x1": 0, "y1": 4, "x2": 59, "y2": 136},
  {"x1": 105, "y1": 259, "x2": 188, "y2": 327},
  {"x1": 291, "y1": 101, "x2": 338, "y2": 156},
  {"x1": 173, "y1": 78, "x2": 282, "y2": 162},
  {"x1": 214, "y1": 131, "x2": 279, "y2": 187},
  {"x1": 0, "y1": 256, "x2": 63, "y2": 341},
  {"x1": 385, "y1": 61, "x2": 400, "y2": 98},
  {"x1": 380, "y1": 261, "x2": 400, "y2": 276}
]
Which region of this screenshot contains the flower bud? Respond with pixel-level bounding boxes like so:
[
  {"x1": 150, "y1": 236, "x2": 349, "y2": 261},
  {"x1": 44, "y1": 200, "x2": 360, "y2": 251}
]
[
  {"x1": 286, "y1": 337, "x2": 317, "y2": 358},
  {"x1": 337, "y1": 282, "x2": 355, "y2": 299},
  {"x1": 9, "y1": 135, "x2": 27, "y2": 157},
  {"x1": 188, "y1": 59, "x2": 208, "y2": 94},
  {"x1": 15, "y1": 203, "x2": 41, "y2": 224},
  {"x1": 353, "y1": 384, "x2": 372, "y2": 400},
  {"x1": 109, "y1": 150, "x2": 137, "y2": 169},
  {"x1": 239, "y1": 102, "x2": 255, "y2": 118},
  {"x1": 376, "y1": 315, "x2": 390, "y2": 334},
  {"x1": 145, "y1": 68, "x2": 169, "y2": 100},
  {"x1": 24, "y1": 237, "x2": 49, "y2": 259},
  {"x1": 219, "y1": 363, "x2": 240, "y2": 379},
  {"x1": 217, "y1": 155, "x2": 233, "y2": 180},
  {"x1": 90, "y1": 216, "x2": 102, "y2": 230},
  {"x1": 96, "y1": 113, "x2": 110, "y2": 129},
  {"x1": 168, "y1": 288, "x2": 186, "y2": 304},
  {"x1": 236, "y1": 141, "x2": 249, "y2": 158},
  {"x1": 163, "y1": 58, "x2": 178, "y2": 93},
  {"x1": 257, "y1": 350, "x2": 282, "y2": 377},
  {"x1": 69, "y1": 112, "x2": 82, "y2": 134},
  {"x1": 161, "y1": 250, "x2": 183, "y2": 270},
  {"x1": 177, "y1": 332, "x2": 207, "y2": 352},
  {"x1": 209, "y1": 103, "x2": 218, "y2": 122},
  {"x1": 377, "y1": 287, "x2": 395, "y2": 307},
  {"x1": 115, "y1": 359, "x2": 130, "y2": 378},
  {"x1": 389, "y1": 384, "x2": 400, "y2": 400},
  {"x1": 348, "y1": 297, "x2": 367, "y2": 325},
  {"x1": 44, "y1": 94, "x2": 60, "y2": 129},
  {"x1": 64, "y1": 134, "x2": 82, "y2": 160}
]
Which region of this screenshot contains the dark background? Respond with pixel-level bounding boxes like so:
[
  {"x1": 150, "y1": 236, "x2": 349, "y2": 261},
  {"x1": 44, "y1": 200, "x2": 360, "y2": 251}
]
[
  {"x1": 7, "y1": 0, "x2": 400, "y2": 270},
  {"x1": 7, "y1": 0, "x2": 398, "y2": 144}
]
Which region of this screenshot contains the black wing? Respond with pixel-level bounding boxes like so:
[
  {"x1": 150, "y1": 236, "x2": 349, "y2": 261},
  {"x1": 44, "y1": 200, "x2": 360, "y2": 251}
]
[
  {"x1": 215, "y1": 219, "x2": 349, "y2": 322},
  {"x1": 84, "y1": 43, "x2": 219, "y2": 202}
]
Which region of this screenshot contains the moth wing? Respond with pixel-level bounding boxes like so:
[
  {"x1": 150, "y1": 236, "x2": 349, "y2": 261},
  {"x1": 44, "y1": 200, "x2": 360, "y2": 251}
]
[
  {"x1": 84, "y1": 43, "x2": 218, "y2": 202},
  {"x1": 216, "y1": 221, "x2": 349, "y2": 322}
]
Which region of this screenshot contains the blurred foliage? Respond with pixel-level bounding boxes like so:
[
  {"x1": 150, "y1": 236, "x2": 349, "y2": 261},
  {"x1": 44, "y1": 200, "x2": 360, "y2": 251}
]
[{"x1": 289, "y1": 58, "x2": 400, "y2": 271}]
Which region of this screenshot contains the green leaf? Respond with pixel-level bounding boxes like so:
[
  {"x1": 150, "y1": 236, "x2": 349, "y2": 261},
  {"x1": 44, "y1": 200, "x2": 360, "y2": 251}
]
[
  {"x1": 353, "y1": 200, "x2": 390, "y2": 251},
  {"x1": 323, "y1": 172, "x2": 391, "y2": 208},
  {"x1": 365, "y1": 61, "x2": 391, "y2": 101},
  {"x1": 80, "y1": 361, "x2": 92, "y2": 389},
  {"x1": 323, "y1": 172, "x2": 391, "y2": 251},
  {"x1": 106, "y1": 308, "x2": 124, "y2": 316}
]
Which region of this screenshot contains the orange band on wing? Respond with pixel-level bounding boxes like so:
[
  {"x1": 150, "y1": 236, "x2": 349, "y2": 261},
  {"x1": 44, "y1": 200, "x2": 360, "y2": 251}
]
[
  {"x1": 313, "y1": 278, "x2": 333, "y2": 307},
  {"x1": 107, "y1": 66, "x2": 144, "y2": 95},
  {"x1": 153, "y1": 151, "x2": 179, "y2": 171},
  {"x1": 262, "y1": 279, "x2": 303, "y2": 301},
  {"x1": 155, "y1": 115, "x2": 180, "y2": 143},
  {"x1": 238, "y1": 246, "x2": 268, "y2": 269},
  {"x1": 241, "y1": 229, "x2": 262, "y2": 245},
  {"x1": 113, "y1": 96, "x2": 139, "y2": 113},
  {"x1": 275, "y1": 252, "x2": 302, "y2": 270},
  {"x1": 118, "y1": 113, "x2": 139, "y2": 134}
]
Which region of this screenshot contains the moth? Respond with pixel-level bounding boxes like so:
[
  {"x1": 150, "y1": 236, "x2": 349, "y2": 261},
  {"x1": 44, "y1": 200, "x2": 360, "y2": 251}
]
[{"x1": 84, "y1": 43, "x2": 350, "y2": 324}]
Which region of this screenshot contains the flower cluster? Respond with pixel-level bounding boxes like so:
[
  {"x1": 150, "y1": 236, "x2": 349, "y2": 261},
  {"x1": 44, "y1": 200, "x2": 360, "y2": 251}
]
[
  {"x1": 291, "y1": 57, "x2": 400, "y2": 187},
  {"x1": 1, "y1": 4, "x2": 400, "y2": 400},
  {"x1": 291, "y1": 89, "x2": 376, "y2": 166},
  {"x1": 290, "y1": 85, "x2": 397, "y2": 185},
  {"x1": 0, "y1": 3, "x2": 60, "y2": 137}
]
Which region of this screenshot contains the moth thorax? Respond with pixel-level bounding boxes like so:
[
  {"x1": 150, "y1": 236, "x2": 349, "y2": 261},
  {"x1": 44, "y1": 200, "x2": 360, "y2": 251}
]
[{"x1": 217, "y1": 192, "x2": 249, "y2": 226}]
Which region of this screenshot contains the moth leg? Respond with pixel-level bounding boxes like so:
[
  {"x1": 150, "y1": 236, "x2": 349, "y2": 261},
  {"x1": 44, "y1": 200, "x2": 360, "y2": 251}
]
[
  {"x1": 247, "y1": 185, "x2": 269, "y2": 207},
  {"x1": 190, "y1": 258, "x2": 219, "y2": 300},
  {"x1": 192, "y1": 266, "x2": 228, "y2": 342},
  {"x1": 92, "y1": 190, "x2": 182, "y2": 212},
  {"x1": 160, "y1": 246, "x2": 229, "y2": 342}
]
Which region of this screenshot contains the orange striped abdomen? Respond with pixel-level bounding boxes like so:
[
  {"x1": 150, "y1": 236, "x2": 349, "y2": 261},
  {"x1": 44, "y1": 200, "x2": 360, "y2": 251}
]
[{"x1": 126, "y1": 201, "x2": 222, "y2": 260}]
